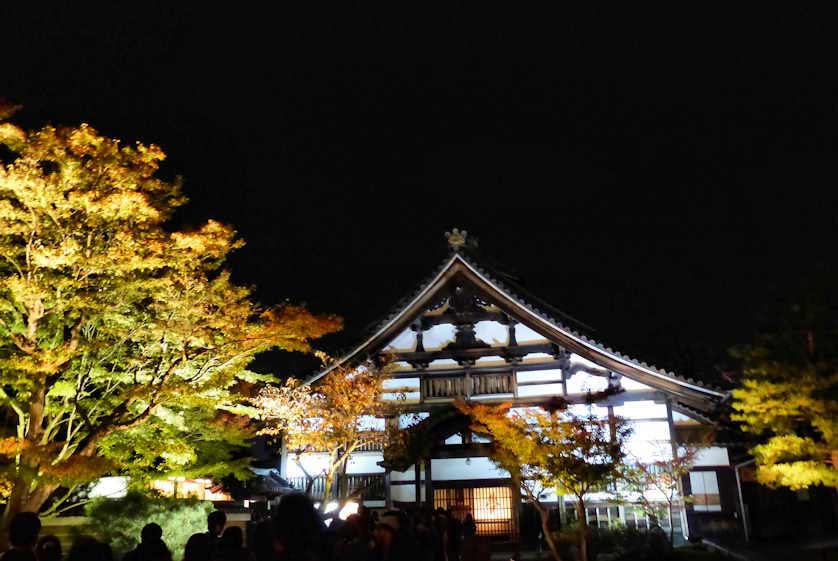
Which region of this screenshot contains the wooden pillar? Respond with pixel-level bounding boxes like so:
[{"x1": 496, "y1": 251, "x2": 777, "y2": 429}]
[
  {"x1": 279, "y1": 441, "x2": 288, "y2": 478},
  {"x1": 665, "y1": 399, "x2": 679, "y2": 458},
  {"x1": 384, "y1": 470, "x2": 392, "y2": 509},
  {"x1": 558, "y1": 494, "x2": 567, "y2": 527},
  {"x1": 666, "y1": 399, "x2": 690, "y2": 541},
  {"x1": 413, "y1": 322, "x2": 425, "y2": 352},
  {"x1": 414, "y1": 463, "x2": 422, "y2": 507},
  {"x1": 506, "y1": 319, "x2": 518, "y2": 346},
  {"x1": 383, "y1": 415, "x2": 397, "y2": 509},
  {"x1": 510, "y1": 478, "x2": 520, "y2": 542},
  {"x1": 424, "y1": 457, "x2": 433, "y2": 508}
]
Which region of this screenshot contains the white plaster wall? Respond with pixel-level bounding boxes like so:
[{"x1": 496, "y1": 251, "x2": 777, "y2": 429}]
[
  {"x1": 346, "y1": 453, "x2": 386, "y2": 474},
  {"x1": 391, "y1": 485, "x2": 417, "y2": 503},
  {"x1": 691, "y1": 447, "x2": 730, "y2": 467},
  {"x1": 613, "y1": 401, "x2": 667, "y2": 420},
  {"x1": 566, "y1": 372, "x2": 609, "y2": 394},
  {"x1": 357, "y1": 415, "x2": 385, "y2": 431},
  {"x1": 391, "y1": 466, "x2": 417, "y2": 482},
  {"x1": 383, "y1": 377, "x2": 420, "y2": 391},
  {"x1": 517, "y1": 369, "x2": 562, "y2": 384},
  {"x1": 517, "y1": 382, "x2": 563, "y2": 398},
  {"x1": 399, "y1": 412, "x2": 429, "y2": 428},
  {"x1": 567, "y1": 403, "x2": 609, "y2": 419},
  {"x1": 570, "y1": 354, "x2": 604, "y2": 370},
  {"x1": 383, "y1": 391, "x2": 420, "y2": 403},
  {"x1": 521, "y1": 352, "x2": 554, "y2": 364},
  {"x1": 423, "y1": 324, "x2": 456, "y2": 350},
  {"x1": 624, "y1": 421, "x2": 672, "y2": 462},
  {"x1": 285, "y1": 453, "x2": 331, "y2": 478},
  {"x1": 431, "y1": 457, "x2": 508, "y2": 480},
  {"x1": 444, "y1": 434, "x2": 463, "y2": 445},
  {"x1": 384, "y1": 329, "x2": 416, "y2": 352},
  {"x1": 474, "y1": 321, "x2": 508, "y2": 346},
  {"x1": 515, "y1": 324, "x2": 547, "y2": 344}
]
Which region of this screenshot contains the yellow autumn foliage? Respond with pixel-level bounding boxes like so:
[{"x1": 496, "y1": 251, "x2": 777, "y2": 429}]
[{"x1": 0, "y1": 120, "x2": 341, "y2": 518}]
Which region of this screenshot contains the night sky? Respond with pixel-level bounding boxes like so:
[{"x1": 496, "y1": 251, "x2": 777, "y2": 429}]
[{"x1": 5, "y1": 5, "x2": 837, "y2": 381}]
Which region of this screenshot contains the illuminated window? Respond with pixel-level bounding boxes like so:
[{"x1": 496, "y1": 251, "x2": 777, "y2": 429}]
[
  {"x1": 689, "y1": 471, "x2": 721, "y2": 512},
  {"x1": 585, "y1": 505, "x2": 623, "y2": 528},
  {"x1": 434, "y1": 486, "x2": 513, "y2": 536}
]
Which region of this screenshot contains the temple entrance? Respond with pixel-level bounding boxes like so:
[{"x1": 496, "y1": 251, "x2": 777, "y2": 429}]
[{"x1": 434, "y1": 486, "x2": 514, "y2": 537}]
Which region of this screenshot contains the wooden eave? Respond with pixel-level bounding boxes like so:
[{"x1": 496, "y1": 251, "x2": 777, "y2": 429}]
[{"x1": 309, "y1": 252, "x2": 728, "y2": 409}]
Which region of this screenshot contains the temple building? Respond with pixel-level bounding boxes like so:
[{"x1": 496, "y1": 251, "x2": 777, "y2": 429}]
[{"x1": 280, "y1": 230, "x2": 738, "y2": 542}]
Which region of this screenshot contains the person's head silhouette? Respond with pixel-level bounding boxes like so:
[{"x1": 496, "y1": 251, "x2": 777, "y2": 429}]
[
  {"x1": 207, "y1": 510, "x2": 227, "y2": 537},
  {"x1": 9, "y1": 512, "x2": 41, "y2": 549}
]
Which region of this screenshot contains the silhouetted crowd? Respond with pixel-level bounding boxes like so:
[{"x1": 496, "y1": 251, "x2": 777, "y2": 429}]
[{"x1": 1, "y1": 495, "x2": 486, "y2": 561}]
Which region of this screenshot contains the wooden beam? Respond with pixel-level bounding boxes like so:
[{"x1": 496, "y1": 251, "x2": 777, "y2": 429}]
[
  {"x1": 433, "y1": 443, "x2": 494, "y2": 459},
  {"x1": 390, "y1": 359, "x2": 568, "y2": 378},
  {"x1": 424, "y1": 458, "x2": 433, "y2": 507},
  {"x1": 393, "y1": 389, "x2": 670, "y2": 412},
  {"x1": 419, "y1": 310, "x2": 508, "y2": 328},
  {"x1": 389, "y1": 342, "x2": 556, "y2": 364},
  {"x1": 516, "y1": 379, "x2": 564, "y2": 387},
  {"x1": 420, "y1": 478, "x2": 513, "y2": 489},
  {"x1": 384, "y1": 470, "x2": 392, "y2": 509},
  {"x1": 414, "y1": 463, "x2": 421, "y2": 507}
]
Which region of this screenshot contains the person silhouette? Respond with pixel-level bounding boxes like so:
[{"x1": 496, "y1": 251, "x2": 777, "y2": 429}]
[
  {"x1": 183, "y1": 533, "x2": 212, "y2": 561},
  {"x1": 218, "y1": 526, "x2": 252, "y2": 561},
  {"x1": 35, "y1": 535, "x2": 61, "y2": 561},
  {"x1": 1, "y1": 512, "x2": 41, "y2": 561},
  {"x1": 122, "y1": 523, "x2": 171, "y2": 561},
  {"x1": 67, "y1": 536, "x2": 114, "y2": 561}
]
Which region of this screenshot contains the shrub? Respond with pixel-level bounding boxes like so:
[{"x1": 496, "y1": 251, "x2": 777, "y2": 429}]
[{"x1": 86, "y1": 491, "x2": 213, "y2": 560}]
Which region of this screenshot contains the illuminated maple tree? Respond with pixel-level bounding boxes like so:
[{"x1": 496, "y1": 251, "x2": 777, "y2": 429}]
[
  {"x1": 0, "y1": 120, "x2": 341, "y2": 526},
  {"x1": 731, "y1": 271, "x2": 838, "y2": 490},
  {"x1": 457, "y1": 401, "x2": 629, "y2": 561},
  {"x1": 252, "y1": 362, "x2": 390, "y2": 512},
  {"x1": 622, "y1": 446, "x2": 697, "y2": 545}
]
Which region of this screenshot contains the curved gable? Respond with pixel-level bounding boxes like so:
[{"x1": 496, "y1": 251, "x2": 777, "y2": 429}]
[{"x1": 310, "y1": 251, "x2": 727, "y2": 411}]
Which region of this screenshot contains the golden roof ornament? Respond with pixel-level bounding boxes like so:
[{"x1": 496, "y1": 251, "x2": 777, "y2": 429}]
[{"x1": 444, "y1": 228, "x2": 468, "y2": 250}]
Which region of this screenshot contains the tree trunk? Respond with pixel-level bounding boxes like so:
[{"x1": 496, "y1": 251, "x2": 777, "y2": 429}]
[
  {"x1": 575, "y1": 500, "x2": 588, "y2": 561},
  {"x1": 1, "y1": 476, "x2": 59, "y2": 548},
  {"x1": 534, "y1": 502, "x2": 563, "y2": 561},
  {"x1": 668, "y1": 501, "x2": 675, "y2": 546},
  {"x1": 321, "y1": 475, "x2": 333, "y2": 513}
]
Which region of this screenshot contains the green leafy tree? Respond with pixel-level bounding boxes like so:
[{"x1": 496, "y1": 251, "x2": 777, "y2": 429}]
[
  {"x1": 731, "y1": 271, "x2": 838, "y2": 489},
  {"x1": 457, "y1": 401, "x2": 630, "y2": 561},
  {"x1": 86, "y1": 491, "x2": 212, "y2": 561},
  {"x1": 0, "y1": 120, "x2": 341, "y2": 526}
]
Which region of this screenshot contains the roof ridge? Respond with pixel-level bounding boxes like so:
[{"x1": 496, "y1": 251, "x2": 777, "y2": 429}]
[
  {"x1": 454, "y1": 252, "x2": 727, "y2": 395},
  {"x1": 308, "y1": 239, "x2": 728, "y2": 397}
]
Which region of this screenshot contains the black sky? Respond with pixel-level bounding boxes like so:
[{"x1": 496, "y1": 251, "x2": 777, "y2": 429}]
[{"x1": 4, "y1": 5, "x2": 837, "y2": 380}]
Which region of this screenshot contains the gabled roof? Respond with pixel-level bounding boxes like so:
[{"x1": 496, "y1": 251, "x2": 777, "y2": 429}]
[{"x1": 309, "y1": 245, "x2": 728, "y2": 406}]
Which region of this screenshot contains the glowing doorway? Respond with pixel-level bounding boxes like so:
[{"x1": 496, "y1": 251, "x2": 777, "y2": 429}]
[{"x1": 434, "y1": 486, "x2": 513, "y2": 536}]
